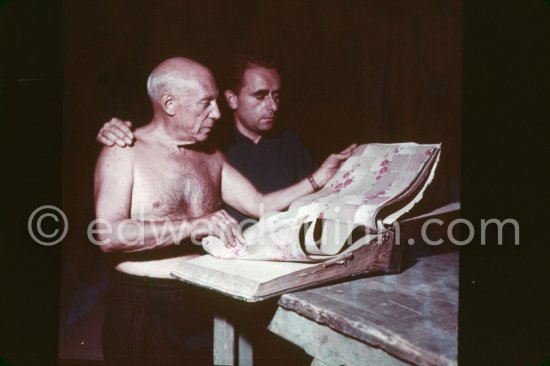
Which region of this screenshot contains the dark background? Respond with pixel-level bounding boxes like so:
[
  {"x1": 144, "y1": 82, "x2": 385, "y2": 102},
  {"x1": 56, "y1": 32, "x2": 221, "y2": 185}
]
[
  {"x1": 1, "y1": 0, "x2": 549, "y2": 365},
  {"x1": 60, "y1": 1, "x2": 461, "y2": 362}
]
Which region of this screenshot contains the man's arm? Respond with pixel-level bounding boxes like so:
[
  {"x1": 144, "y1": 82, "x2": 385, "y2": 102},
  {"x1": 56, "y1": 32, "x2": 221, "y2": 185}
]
[
  {"x1": 221, "y1": 144, "x2": 357, "y2": 217},
  {"x1": 94, "y1": 146, "x2": 244, "y2": 252}
]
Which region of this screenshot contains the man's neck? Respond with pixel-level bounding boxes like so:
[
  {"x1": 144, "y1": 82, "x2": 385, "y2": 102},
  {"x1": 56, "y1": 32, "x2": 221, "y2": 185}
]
[
  {"x1": 148, "y1": 118, "x2": 197, "y2": 147},
  {"x1": 235, "y1": 120, "x2": 263, "y2": 144}
]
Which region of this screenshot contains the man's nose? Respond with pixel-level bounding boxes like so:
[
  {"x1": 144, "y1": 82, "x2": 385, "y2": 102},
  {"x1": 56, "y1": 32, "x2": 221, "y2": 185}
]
[
  {"x1": 210, "y1": 100, "x2": 221, "y2": 119},
  {"x1": 266, "y1": 94, "x2": 279, "y2": 111}
]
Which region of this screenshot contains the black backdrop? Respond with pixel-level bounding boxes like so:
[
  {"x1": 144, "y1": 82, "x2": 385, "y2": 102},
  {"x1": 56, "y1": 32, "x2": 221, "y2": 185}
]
[
  {"x1": 3, "y1": 0, "x2": 549, "y2": 365},
  {"x1": 61, "y1": 0, "x2": 462, "y2": 275},
  {"x1": 59, "y1": 0, "x2": 462, "y2": 361}
]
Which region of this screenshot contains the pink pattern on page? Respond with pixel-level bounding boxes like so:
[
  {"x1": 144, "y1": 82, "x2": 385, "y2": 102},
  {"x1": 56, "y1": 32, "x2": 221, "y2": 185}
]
[
  {"x1": 201, "y1": 142, "x2": 441, "y2": 262},
  {"x1": 331, "y1": 163, "x2": 360, "y2": 193}
]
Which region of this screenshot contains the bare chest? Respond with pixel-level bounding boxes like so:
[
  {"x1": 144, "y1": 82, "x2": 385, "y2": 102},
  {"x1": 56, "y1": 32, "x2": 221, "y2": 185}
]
[{"x1": 131, "y1": 147, "x2": 222, "y2": 219}]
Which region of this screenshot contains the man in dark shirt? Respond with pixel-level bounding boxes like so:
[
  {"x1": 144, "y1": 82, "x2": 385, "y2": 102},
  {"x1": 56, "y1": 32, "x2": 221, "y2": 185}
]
[
  {"x1": 97, "y1": 55, "x2": 317, "y2": 224},
  {"x1": 220, "y1": 55, "x2": 316, "y2": 223}
]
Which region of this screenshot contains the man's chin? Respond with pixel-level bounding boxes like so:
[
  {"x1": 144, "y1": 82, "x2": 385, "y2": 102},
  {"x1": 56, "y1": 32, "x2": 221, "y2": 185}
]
[
  {"x1": 259, "y1": 119, "x2": 275, "y2": 130},
  {"x1": 196, "y1": 130, "x2": 211, "y2": 141},
  {"x1": 176, "y1": 132, "x2": 209, "y2": 145}
]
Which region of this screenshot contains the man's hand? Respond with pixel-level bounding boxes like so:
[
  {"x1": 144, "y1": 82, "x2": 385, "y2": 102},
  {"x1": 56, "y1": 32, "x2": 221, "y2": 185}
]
[
  {"x1": 201, "y1": 236, "x2": 247, "y2": 259},
  {"x1": 96, "y1": 118, "x2": 135, "y2": 147},
  {"x1": 312, "y1": 143, "x2": 358, "y2": 187},
  {"x1": 191, "y1": 209, "x2": 246, "y2": 249}
]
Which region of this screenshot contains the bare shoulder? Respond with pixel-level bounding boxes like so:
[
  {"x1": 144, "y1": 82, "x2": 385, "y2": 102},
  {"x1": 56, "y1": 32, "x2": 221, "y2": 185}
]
[
  {"x1": 96, "y1": 125, "x2": 153, "y2": 165},
  {"x1": 96, "y1": 143, "x2": 136, "y2": 167}
]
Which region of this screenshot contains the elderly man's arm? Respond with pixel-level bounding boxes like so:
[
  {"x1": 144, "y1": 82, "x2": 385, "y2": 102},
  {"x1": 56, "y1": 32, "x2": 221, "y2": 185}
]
[
  {"x1": 222, "y1": 144, "x2": 357, "y2": 217},
  {"x1": 94, "y1": 147, "x2": 243, "y2": 252}
]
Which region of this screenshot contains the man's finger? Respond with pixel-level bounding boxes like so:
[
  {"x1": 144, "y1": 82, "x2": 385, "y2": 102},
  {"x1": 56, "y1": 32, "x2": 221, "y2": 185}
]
[
  {"x1": 219, "y1": 212, "x2": 245, "y2": 245},
  {"x1": 116, "y1": 121, "x2": 135, "y2": 141},
  {"x1": 108, "y1": 118, "x2": 126, "y2": 127},
  {"x1": 220, "y1": 211, "x2": 238, "y2": 226},
  {"x1": 213, "y1": 216, "x2": 234, "y2": 249},
  {"x1": 339, "y1": 143, "x2": 358, "y2": 155},
  {"x1": 97, "y1": 135, "x2": 115, "y2": 147},
  {"x1": 332, "y1": 144, "x2": 357, "y2": 160},
  {"x1": 103, "y1": 130, "x2": 128, "y2": 147},
  {"x1": 106, "y1": 119, "x2": 134, "y2": 142},
  {"x1": 228, "y1": 221, "x2": 246, "y2": 246},
  {"x1": 221, "y1": 223, "x2": 236, "y2": 248},
  {"x1": 97, "y1": 121, "x2": 127, "y2": 147},
  {"x1": 109, "y1": 124, "x2": 133, "y2": 142}
]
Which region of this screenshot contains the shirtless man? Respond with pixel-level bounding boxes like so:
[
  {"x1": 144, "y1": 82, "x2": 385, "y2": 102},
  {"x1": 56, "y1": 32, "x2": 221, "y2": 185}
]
[
  {"x1": 97, "y1": 54, "x2": 318, "y2": 225},
  {"x1": 95, "y1": 56, "x2": 355, "y2": 364}
]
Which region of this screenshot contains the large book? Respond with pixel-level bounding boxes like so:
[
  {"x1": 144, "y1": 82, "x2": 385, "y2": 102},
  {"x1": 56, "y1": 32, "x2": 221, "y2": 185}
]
[{"x1": 171, "y1": 143, "x2": 442, "y2": 302}]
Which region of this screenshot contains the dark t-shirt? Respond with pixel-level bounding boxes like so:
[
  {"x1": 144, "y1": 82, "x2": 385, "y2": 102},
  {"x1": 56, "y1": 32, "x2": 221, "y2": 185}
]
[{"x1": 224, "y1": 128, "x2": 316, "y2": 224}]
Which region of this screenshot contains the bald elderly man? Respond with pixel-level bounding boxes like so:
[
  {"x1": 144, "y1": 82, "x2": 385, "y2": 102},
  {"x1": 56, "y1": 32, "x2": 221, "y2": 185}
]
[
  {"x1": 97, "y1": 54, "x2": 319, "y2": 227},
  {"x1": 95, "y1": 56, "x2": 355, "y2": 364}
]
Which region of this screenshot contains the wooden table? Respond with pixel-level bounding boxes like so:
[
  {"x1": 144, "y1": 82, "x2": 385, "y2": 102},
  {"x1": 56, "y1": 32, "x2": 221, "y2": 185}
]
[
  {"x1": 210, "y1": 209, "x2": 459, "y2": 366},
  {"x1": 212, "y1": 246, "x2": 458, "y2": 365},
  {"x1": 268, "y1": 247, "x2": 458, "y2": 366}
]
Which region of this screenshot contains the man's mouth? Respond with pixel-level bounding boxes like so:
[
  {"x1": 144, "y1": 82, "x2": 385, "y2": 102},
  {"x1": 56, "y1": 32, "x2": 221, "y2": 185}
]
[
  {"x1": 201, "y1": 121, "x2": 215, "y2": 130},
  {"x1": 197, "y1": 125, "x2": 213, "y2": 136}
]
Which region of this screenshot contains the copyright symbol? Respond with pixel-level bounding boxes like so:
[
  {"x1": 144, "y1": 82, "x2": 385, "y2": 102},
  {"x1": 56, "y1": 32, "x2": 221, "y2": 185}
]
[{"x1": 28, "y1": 205, "x2": 68, "y2": 246}]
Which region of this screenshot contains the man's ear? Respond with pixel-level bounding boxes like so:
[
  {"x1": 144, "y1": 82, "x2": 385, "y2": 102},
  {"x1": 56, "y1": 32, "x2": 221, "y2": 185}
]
[
  {"x1": 161, "y1": 94, "x2": 176, "y2": 116},
  {"x1": 224, "y1": 90, "x2": 238, "y2": 110}
]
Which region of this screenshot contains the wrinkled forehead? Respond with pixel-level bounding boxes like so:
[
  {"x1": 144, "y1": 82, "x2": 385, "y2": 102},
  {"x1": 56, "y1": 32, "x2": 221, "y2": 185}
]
[{"x1": 241, "y1": 66, "x2": 281, "y2": 92}]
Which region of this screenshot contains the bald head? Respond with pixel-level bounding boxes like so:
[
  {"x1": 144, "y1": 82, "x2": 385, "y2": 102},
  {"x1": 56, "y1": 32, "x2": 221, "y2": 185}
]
[
  {"x1": 145, "y1": 57, "x2": 221, "y2": 143},
  {"x1": 146, "y1": 57, "x2": 214, "y2": 105}
]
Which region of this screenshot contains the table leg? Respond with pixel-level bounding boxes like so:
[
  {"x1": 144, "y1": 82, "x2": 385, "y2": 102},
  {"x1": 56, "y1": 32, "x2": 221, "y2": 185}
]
[
  {"x1": 214, "y1": 315, "x2": 235, "y2": 365},
  {"x1": 238, "y1": 331, "x2": 253, "y2": 365},
  {"x1": 213, "y1": 315, "x2": 254, "y2": 365}
]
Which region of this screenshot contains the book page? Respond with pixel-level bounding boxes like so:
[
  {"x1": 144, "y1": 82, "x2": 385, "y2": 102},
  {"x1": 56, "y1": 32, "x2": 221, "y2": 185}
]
[
  {"x1": 181, "y1": 255, "x2": 316, "y2": 284},
  {"x1": 202, "y1": 142, "x2": 441, "y2": 262}
]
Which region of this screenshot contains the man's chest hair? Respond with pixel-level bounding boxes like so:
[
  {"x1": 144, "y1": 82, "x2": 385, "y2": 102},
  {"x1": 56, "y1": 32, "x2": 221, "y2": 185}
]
[{"x1": 130, "y1": 147, "x2": 222, "y2": 219}]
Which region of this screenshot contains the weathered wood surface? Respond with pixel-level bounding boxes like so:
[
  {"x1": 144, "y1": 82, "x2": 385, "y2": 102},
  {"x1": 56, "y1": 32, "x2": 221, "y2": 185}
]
[
  {"x1": 270, "y1": 307, "x2": 410, "y2": 366},
  {"x1": 272, "y1": 248, "x2": 458, "y2": 366}
]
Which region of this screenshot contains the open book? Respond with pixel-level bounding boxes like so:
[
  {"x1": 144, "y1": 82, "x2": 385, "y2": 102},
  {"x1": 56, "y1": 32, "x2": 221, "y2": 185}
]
[{"x1": 171, "y1": 143, "x2": 441, "y2": 301}]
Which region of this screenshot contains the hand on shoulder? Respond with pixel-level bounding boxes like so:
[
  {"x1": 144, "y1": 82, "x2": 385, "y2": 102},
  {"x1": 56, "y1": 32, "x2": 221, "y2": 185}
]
[{"x1": 96, "y1": 118, "x2": 135, "y2": 147}]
